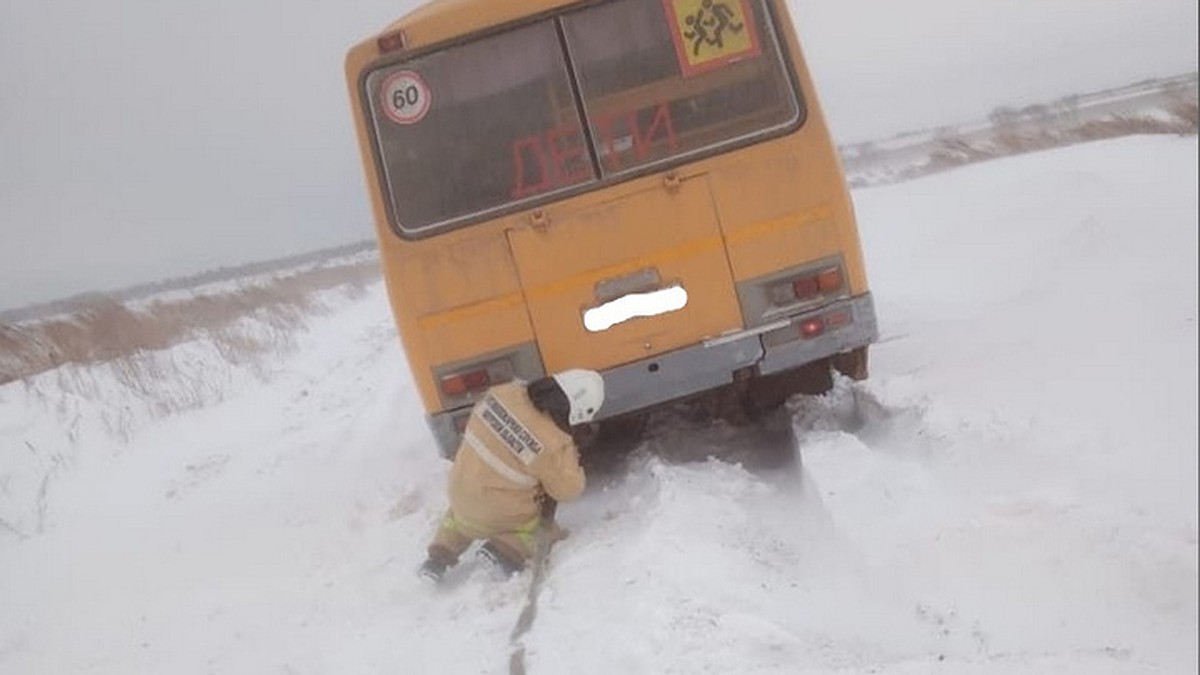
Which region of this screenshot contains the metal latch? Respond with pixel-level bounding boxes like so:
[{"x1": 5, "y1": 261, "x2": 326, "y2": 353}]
[
  {"x1": 662, "y1": 171, "x2": 681, "y2": 193},
  {"x1": 529, "y1": 208, "x2": 550, "y2": 232}
]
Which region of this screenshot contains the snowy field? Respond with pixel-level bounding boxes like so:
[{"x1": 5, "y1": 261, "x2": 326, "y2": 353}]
[{"x1": 1, "y1": 135, "x2": 1197, "y2": 674}]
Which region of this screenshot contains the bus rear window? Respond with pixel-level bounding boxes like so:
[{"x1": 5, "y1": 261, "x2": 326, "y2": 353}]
[
  {"x1": 562, "y1": 0, "x2": 801, "y2": 177},
  {"x1": 363, "y1": 0, "x2": 801, "y2": 237},
  {"x1": 365, "y1": 20, "x2": 595, "y2": 236}
]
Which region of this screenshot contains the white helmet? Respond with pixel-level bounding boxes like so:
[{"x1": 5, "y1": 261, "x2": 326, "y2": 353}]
[{"x1": 552, "y1": 369, "x2": 605, "y2": 426}]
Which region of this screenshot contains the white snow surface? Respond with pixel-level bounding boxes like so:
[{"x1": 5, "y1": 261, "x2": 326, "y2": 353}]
[{"x1": 1, "y1": 135, "x2": 1197, "y2": 673}]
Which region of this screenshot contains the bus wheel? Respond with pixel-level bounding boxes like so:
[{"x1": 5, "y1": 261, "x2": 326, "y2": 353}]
[
  {"x1": 598, "y1": 413, "x2": 649, "y2": 447},
  {"x1": 832, "y1": 346, "x2": 870, "y2": 381},
  {"x1": 583, "y1": 413, "x2": 649, "y2": 474},
  {"x1": 748, "y1": 359, "x2": 834, "y2": 412}
]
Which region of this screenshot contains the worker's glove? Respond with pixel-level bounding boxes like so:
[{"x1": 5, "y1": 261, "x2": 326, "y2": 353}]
[
  {"x1": 537, "y1": 493, "x2": 558, "y2": 521},
  {"x1": 536, "y1": 495, "x2": 568, "y2": 542}
]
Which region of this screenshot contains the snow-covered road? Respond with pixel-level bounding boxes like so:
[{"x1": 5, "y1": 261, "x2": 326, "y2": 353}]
[{"x1": 1, "y1": 135, "x2": 1196, "y2": 674}]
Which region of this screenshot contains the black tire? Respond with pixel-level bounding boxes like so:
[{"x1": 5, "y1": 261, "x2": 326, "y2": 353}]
[
  {"x1": 746, "y1": 359, "x2": 834, "y2": 413},
  {"x1": 581, "y1": 413, "x2": 649, "y2": 474},
  {"x1": 832, "y1": 346, "x2": 870, "y2": 381}
]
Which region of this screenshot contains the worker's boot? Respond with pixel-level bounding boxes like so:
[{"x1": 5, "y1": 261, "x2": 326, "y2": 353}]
[
  {"x1": 477, "y1": 540, "x2": 525, "y2": 577},
  {"x1": 418, "y1": 558, "x2": 448, "y2": 583},
  {"x1": 418, "y1": 545, "x2": 456, "y2": 583}
]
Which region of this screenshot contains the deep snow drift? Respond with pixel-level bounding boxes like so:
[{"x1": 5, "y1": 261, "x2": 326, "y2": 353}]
[{"x1": 0, "y1": 135, "x2": 1196, "y2": 674}]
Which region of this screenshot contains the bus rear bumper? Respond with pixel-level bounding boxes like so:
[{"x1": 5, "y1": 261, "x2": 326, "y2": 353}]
[
  {"x1": 757, "y1": 292, "x2": 879, "y2": 376},
  {"x1": 599, "y1": 292, "x2": 877, "y2": 418},
  {"x1": 426, "y1": 293, "x2": 877, "y2": 457}
]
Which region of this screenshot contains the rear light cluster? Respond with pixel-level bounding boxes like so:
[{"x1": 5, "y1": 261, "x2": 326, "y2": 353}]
[
  {"x1": 796, "y1": 307, "x2": 854, "y2": 340},
  {"x1": 769, "y1": 266, "x2": 844, "y2": 308},
  {"x1": 440, "y1": 359, "x2": 515, "y2": 398}
]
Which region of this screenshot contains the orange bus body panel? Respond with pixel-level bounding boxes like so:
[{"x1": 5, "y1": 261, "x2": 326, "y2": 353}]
[{"x1": 345, "y1": 0, "x2": 875, "y2": 426}]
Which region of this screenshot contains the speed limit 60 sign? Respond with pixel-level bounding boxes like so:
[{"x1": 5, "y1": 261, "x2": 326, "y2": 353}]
[{"x1": 380, "y1": 70, "x2": 431, "y2": 125}]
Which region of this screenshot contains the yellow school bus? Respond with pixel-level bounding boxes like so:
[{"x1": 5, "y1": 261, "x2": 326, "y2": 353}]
[{"x1": 345, "y1": 0, "x2": 877, "y2": 456}]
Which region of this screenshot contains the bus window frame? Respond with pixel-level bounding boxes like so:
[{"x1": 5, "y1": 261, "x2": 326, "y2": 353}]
[{"x1": 357, "y1": 0, "x2": 808, "y2": 241}]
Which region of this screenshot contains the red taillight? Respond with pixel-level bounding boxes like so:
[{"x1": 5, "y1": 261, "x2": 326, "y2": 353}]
[
  {"x1": 799, "y1": 309, "x2": 852, "y2": 340},
  {"x1": 825, "y1": 309, "x2": 852, "y2": 329},
  {"x1": 783, "y1": 267, "x2": 843, "y2": 305},
  {"x1": 441, "y1": 369, "x2": 491, "y2": 396},
  {"x1": 792, "y1": 276, "x2": 821, "y2": 301},
  {"x1": 439, "y1": 358, "x2": 517, "y2": 398},
  {"x1": 799, "y1": 317, "x2": 825, "y2": 338},
  {"x1": 817, "y1": 268, "x2": 843, "y2": 293},
  {"x1": 771, "y1": 307, "x2": 855, "y2": 346},
  {"x1": 441, "y1": 376, "x2": 468, "y2": 396}
]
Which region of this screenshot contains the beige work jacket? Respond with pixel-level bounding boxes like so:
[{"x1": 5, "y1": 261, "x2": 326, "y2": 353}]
[{"x1": 447, "y1": 381, "x2": 585, "y2": 529}]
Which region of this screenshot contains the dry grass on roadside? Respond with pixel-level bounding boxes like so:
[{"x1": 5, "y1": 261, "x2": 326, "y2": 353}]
[
  {"x1": 918, "y1": 106, "x2": 1198, "y2": 179},
  {"x1": 0, "y1": 257, "x2": 382, "y2": 385}
]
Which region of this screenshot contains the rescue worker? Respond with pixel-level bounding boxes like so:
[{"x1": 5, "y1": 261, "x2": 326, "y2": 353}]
[{"x1": 419, "y1": 369, "x2": 605, "y2": 582}]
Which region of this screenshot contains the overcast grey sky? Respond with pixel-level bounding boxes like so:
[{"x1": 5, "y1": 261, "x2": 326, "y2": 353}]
[
  {"x1": 0, "y1": 0, "x2": 419, "y2": 311},
  {"x1": 1, "y1": 0, "x2": 1196, "y2": 312}
]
